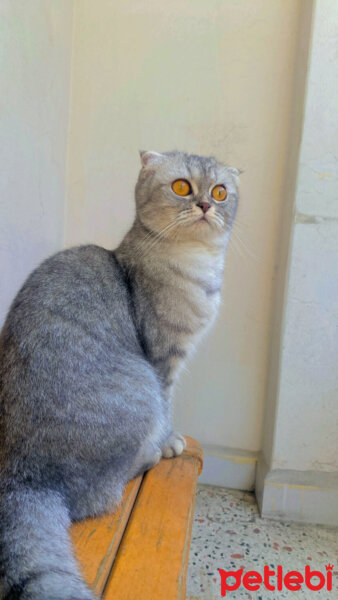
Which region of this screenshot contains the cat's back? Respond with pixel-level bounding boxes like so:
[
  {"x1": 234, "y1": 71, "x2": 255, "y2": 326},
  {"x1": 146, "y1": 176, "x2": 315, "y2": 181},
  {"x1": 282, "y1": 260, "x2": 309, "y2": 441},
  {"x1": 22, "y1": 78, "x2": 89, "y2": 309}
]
[{"x1": 0, "y1": 244, "x2": 138, "y2": 364}]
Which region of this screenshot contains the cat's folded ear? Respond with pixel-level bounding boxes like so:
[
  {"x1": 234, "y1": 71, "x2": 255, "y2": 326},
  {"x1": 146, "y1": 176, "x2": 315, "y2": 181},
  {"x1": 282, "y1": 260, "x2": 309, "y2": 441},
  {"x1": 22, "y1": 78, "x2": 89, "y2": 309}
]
[
  {"x1": 227, "y1": 167, "x2": 243, "y2": 183},
  {"x1": 139, "y1": 150, "x2": 164, "y2": 169}
]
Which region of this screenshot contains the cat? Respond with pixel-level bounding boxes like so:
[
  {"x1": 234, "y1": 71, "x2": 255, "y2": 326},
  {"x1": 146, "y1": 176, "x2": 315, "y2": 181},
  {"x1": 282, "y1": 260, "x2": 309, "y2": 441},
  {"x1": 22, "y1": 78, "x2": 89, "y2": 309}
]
[{"x1": 0, "y1": 150, "x2": 239, "y2": 599}]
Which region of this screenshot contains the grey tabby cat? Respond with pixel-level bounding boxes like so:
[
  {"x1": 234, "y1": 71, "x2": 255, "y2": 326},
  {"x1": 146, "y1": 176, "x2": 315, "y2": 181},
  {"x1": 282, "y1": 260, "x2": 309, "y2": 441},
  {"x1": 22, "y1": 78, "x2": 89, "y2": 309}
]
[{"x1": 0, "y1": 150, "x2": 239, "y2": 599}]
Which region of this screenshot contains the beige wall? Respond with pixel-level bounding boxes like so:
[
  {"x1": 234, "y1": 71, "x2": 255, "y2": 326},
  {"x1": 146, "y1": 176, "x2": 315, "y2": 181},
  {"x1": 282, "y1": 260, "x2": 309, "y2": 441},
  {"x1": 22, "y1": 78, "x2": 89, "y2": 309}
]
[
  {"x1": 0, "y1": 1, "x2": 73, "y2": 324},
  {"x1": 66, "y1": 0, "x2": 303, "y2": 452}
]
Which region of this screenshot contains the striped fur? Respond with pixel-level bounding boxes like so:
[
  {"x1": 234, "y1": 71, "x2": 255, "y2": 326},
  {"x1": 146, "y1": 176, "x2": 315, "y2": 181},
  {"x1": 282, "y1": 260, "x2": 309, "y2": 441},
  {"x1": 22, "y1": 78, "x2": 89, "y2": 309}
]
[{"x1": 0, "y1": 151, "x2": 238, "y2": 598}]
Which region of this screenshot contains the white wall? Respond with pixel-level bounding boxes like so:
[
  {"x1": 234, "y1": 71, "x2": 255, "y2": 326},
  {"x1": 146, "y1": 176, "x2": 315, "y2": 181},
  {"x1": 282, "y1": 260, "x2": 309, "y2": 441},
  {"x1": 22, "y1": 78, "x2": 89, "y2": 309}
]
[
  {"x1": 269, "y1": 0, "x2": 338, "y2": 473},
  {"x1": 65, "y1": 0, "x2": 303, "y2": 454},
  {"x1": 257, "y1": 0, "x2": 338, "y2": 525},
  {"x1": 0, "y1": 1, "x2": 73, "y2": 324}
]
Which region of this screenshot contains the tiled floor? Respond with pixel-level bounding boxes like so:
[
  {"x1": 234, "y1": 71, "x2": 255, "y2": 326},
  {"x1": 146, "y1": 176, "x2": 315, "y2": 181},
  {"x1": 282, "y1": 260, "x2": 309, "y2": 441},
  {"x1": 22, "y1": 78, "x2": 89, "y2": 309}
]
[{"x1": 187, "y1": 485, "x2": 337, "y2": 599}]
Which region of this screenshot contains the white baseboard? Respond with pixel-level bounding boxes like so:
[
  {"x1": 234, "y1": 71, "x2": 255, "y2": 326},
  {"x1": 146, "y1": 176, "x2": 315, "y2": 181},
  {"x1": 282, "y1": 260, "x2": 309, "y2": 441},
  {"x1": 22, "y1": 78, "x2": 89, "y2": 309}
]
[
  {"x1": 198, "y1": 444, "x2": 258, "y2": 491},
  {"x1": 199, "y1": 448, "x2": 338, "y2": 526},
  {"x1": 256, "y1": 455, "x2": 338, "y2": 526}
]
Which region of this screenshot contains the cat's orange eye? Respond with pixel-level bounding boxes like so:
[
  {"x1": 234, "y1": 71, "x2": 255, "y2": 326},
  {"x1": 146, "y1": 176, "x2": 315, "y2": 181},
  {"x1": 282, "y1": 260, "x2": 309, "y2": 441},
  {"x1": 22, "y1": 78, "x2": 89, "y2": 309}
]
[
  {"x1": 211, "y1": 185, "x2": 227, "y2": 202},
  {"x1": 171, "y1": 179, "x2": 192, "y2": 197}
]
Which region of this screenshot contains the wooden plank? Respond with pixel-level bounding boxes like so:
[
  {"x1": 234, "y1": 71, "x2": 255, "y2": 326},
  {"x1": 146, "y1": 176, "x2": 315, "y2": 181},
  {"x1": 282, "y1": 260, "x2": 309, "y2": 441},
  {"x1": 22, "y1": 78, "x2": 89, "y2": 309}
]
[
  {"x1": 182, "y1": 436, "x2": 203, "y2": 475},
  {"x1": 71, "y1": 475, "x2": 142, "y2": 595},
  {"x1": 103, "y1": 438, "x2": 203, "y2": 600}
]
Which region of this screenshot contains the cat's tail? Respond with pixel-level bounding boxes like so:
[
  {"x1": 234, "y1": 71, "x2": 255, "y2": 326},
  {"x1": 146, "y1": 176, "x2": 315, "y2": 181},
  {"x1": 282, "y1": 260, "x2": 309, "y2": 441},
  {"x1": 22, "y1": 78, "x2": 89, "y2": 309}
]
[{"x1": 0, "y1": 484, "x2": 96, "y2": 600}]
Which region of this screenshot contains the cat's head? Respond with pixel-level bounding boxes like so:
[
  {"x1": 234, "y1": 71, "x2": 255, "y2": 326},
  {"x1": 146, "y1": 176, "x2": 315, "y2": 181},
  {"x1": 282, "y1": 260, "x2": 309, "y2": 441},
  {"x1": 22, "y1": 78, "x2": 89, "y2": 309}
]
[{"x1": 135, "y1": 150, "x2": 239, "y2": 244}]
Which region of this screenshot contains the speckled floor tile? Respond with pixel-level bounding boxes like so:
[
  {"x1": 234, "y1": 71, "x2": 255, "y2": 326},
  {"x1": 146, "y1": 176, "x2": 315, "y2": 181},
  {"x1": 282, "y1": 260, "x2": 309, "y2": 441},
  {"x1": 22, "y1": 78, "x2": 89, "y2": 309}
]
[{"x1": 187, "y1": 485, "x2": 337, "y2": 599}]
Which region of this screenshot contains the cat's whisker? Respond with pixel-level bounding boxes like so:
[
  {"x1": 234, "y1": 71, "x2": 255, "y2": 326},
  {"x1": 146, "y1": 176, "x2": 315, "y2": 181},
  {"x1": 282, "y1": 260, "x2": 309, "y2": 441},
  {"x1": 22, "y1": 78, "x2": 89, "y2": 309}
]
[
  {"x1": 136, "y1": 217, "x2": 182, "y2": 251},
  {"x1": 234, "y1": 233, "x2": 259, "y2": 262},
  {"x1": 135, "y1": 214, "x2": 191, "y2": 261},
  {"x1": 228, "y1": 234, "x2": 247, "y2": 261},
  {"x1": 232, "y1": 217, "x2": 251, "y2": 231},
  {"x1": 232, "y1": 220, "x2": 260, "y2": 252},
  {"x1": 207, "y1": 213, "x2": 225, "y2": 232},
  {"x1": 229, "y1": 227, "x2": 260, "y2": 263},
  {"x1": 232, "y1": 220, "x2": 252, "y2": 237}
]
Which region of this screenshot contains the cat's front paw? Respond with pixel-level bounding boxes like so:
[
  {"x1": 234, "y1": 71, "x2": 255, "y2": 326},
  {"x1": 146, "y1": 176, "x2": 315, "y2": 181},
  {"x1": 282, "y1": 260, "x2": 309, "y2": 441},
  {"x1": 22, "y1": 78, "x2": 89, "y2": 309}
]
[{"x1": 162, "y1": 432, "x2": 187, "y2": 458}]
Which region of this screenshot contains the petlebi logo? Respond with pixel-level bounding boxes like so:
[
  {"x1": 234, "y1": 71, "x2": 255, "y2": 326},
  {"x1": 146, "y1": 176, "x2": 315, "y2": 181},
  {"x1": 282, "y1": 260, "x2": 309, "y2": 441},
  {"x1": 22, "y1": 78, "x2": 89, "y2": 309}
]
[{"x1": 218, "y1": 563, "x2": 334, "y2": 596}]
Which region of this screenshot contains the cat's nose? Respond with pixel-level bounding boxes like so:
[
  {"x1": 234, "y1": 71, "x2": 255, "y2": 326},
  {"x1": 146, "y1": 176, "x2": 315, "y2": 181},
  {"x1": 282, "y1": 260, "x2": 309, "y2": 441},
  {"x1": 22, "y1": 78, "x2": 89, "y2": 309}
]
[{"x1": 197, "y1": 201, "x2": 211, "y2": 214}]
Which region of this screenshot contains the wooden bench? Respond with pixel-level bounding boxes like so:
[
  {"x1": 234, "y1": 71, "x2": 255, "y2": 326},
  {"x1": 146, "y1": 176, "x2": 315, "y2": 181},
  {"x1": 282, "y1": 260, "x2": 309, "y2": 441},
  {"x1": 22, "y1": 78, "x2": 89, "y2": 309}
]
[{"x1": 70, "y1": 436, "x2": 203, "y2": 599}]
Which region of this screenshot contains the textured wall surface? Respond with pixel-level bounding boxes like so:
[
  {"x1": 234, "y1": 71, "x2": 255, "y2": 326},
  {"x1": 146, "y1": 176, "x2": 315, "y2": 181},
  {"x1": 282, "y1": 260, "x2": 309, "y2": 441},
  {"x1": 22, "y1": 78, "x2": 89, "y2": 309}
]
[
  {"x1": 0, "y1": 1, "x2": 73, "y2": 324},
  {"x1": 271, "y1": 0, "x2": 338, "y2": 472}
]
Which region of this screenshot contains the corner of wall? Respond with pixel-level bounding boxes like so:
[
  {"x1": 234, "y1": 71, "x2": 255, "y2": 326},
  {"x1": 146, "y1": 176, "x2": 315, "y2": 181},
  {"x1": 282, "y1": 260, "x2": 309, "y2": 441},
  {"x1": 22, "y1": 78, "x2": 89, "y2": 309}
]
[
  {"x1": 255, "y1": 0, "x2": 317, "y2": 521},
  {"x1": 257, "y1": 466, "x2": 338, "y2": 526}
]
